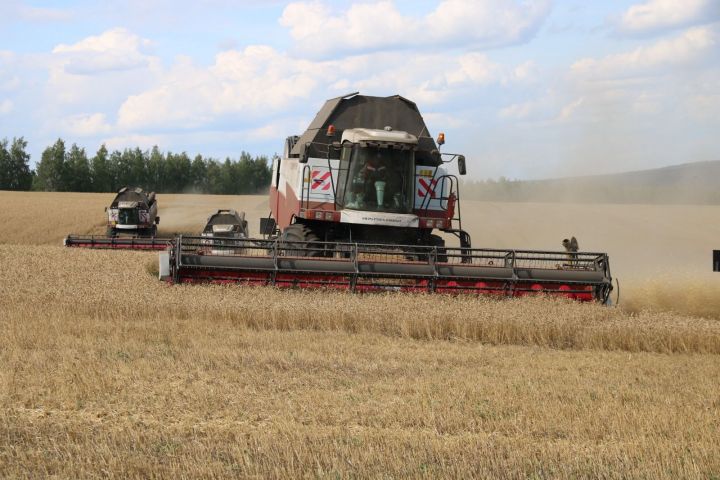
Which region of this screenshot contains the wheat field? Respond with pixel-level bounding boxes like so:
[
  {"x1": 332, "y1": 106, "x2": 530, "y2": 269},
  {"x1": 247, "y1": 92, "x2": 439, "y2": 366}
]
[{"x1": 1, "y1": 190, "x2": 720, "y2": 478}]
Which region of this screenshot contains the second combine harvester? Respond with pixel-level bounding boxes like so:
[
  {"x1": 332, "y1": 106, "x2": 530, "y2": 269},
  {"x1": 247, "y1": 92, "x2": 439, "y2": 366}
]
[{"x1": 163, "y1": 93, "x2": 613, "y2": 302}]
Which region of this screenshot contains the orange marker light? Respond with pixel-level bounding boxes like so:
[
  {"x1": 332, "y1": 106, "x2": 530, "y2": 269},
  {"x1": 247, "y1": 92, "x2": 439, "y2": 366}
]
[
  {"x1": 327, "y1": 124, "x2": 336, "y2": 136},
  {"x1": 437, "y1": 132, "x2": 445, "y2": 145}
]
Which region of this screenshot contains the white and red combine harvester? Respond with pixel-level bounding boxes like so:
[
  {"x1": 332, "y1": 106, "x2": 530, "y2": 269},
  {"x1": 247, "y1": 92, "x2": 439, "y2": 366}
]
[
  {"x1": 161, "y1": 93, "x2": 613, "y2": 302},
  {"x1": 64, "y1": 186, "x2": 171, "y2": 250}
]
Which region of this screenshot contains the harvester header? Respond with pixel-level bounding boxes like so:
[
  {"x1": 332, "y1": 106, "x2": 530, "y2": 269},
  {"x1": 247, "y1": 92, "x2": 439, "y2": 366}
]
[{"x1": 161, "y1": 236, "x2": 613, "y2": 302}]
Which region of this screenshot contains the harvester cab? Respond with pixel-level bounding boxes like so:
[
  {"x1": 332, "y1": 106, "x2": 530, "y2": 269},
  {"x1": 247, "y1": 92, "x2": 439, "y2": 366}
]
[
  {"x1": 106, "y1": 186, "x2": 159, "y2": 237},
  {"x1": 200, "y1": 209, "x2": 249, "y2": 254},
  {"x1": 201, "y1": 209, "x2": 249, "y2": 237},
  {"x1": 265, "y1": 93, "x2": 470, "y2": 252},
  {"x1": 336, "y1": 128, "x2": 418, "y2": 213}
]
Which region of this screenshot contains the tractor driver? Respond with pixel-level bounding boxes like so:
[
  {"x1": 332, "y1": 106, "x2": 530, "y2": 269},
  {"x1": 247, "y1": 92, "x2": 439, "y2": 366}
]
[
  {"x1": 362, "y1": 152, "x2": 390, "y2": 208},
  {"x1": 347, "y1": 149, "x2": 404, "y2": 210},
  {"x1": 347, "y1": 151, "x2": 388, "y2": 209}
]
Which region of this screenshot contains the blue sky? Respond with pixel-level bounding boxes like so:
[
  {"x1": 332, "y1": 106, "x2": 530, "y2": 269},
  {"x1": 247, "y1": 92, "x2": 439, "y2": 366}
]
[{"x1": 1, "y1": 0, "x2": 718, "y2": 179}]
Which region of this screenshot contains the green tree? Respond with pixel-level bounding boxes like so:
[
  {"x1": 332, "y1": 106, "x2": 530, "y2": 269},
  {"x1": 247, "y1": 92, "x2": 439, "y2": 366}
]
[
  {"x1": 205, "y1": 159, "x2": 223, "y2": 194},
  {"x1": 65, "y1": 143, "x2": 91, "y2": 192},
  {"x1": 146, "y1": 146, "x2": 166, "y2": 192},
  {"x1": 128, "y1": 147, "x2": 147, "y2": 188},
  {"x1": 0, "y1": 137, "x2": 33, "y2": 190},
  {"x1": 165, "y1": 151, "x2": 192, "y2": 192},
  {"x1": 0, "y1": 139, "x2": 9, "y2": 190},
  {"x1": 116, "y1": 149, "x2": 136, "y2": 187},
  {"x1": 91, "y1": 144, "x2": 112, "y2": 192},
  {"x1": 108, "y1": 149, "x2": 124, "y2": 189},
  {"x1": 250, "y1": 154, "x2": 272, "y2": 192},
  {"x1": 190, "y1": 154, "x2": 208, "y2": 192},
  {"x1": 33, "y1": 139, "x2": 68, "y2": 191}
]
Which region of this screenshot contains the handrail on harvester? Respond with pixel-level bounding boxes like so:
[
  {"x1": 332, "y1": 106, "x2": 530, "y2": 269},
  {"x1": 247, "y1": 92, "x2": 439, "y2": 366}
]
[{"x1": 165, "y1": 235, "x2": 613, "y2": 303}]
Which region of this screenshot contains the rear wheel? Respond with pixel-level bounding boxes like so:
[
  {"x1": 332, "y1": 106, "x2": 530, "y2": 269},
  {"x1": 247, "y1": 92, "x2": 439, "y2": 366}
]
[{"x1": 280, "y1": 224, "x2": 322, "y2": 257}]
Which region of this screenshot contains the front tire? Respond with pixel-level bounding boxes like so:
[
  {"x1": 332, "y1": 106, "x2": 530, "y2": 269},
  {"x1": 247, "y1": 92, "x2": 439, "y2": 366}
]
[{"x1": 280, "y1": 224, "x2": 322, "y2": 257}]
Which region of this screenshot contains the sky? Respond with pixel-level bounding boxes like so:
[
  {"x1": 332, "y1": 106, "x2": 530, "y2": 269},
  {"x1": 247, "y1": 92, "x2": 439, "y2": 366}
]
[{"x1": 0, "y1": 0, "x2": 718, "y2": 180}]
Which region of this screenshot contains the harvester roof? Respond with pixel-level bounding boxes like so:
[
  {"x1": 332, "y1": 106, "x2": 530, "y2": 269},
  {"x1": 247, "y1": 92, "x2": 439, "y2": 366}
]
[
  {"x1": 206, "y1": 210, "x2": 245, "y2": 226},
  {"x1": 291, "y1": 93, "x2": 440, "y2": 165},
  {"x1": 111, "y1": 186, "x2": 154, "y2": 207},
  {"x1": 203, "y1": 209, "x2": 247, "y2": 234}
]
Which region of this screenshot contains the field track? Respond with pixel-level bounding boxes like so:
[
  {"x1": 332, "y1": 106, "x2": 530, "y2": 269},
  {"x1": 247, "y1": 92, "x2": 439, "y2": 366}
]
[{"x1": 1, "y1": 191, "x2": 719, "y2": 478}]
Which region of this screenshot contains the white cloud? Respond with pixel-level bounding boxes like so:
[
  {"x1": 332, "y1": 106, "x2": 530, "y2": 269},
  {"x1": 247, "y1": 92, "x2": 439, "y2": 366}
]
[
  {"x1": 618, "y1": 0, "x2": 720, "y2": 35},
  {"x1": 0, "y1": 51, "x2": 22, "y2": 92},
  {"x1": 512, "y1": 60, "x2": 539, "y2": 83},
  {"x1": 0, "y1": 99, "x2": 13, "y2": 115},
  {"x1": 557, "y1": 97, "x2": 584, "y2": 120},
  {"x1": 44, "y1": 29, "x2": 161, "y2": 111},
  {"x1": 63, "y1": 113, "x2": 113, "y2": 136},
  {"x1": 102, "y1": 134, "x2": 165, "y2": 151},
  {"x1": 117, "y1": 46, "x2": 324, "y2": 130},
  {"x1": 685, "y1": 91, "x2": 720, "y2": 120},
  {"x1": 18, "y1": 5, "x2": 72, "y2": 22},
  {"x1": 53, "y1": 28, "x2": 154, "y2": 75},
  {"x1": 0, "y1": 75, "x2": 21, "y2": 91},
  {"x1": 427, "y1": 0, "x2": 551, "y2": 47},
  {"x1": 280, "y1": 0, "x2": 551, "y2": 57},
  {"x1": 445, "y1": 53, "x2": 500, "y2": 86},
  {"x1": 572, "y1": 26, "x2": 717, "y2": 79},
  {"x1": 114, "y1": 41, "x2": 533, "y2": 132},
  {"x1": 0, "y1": 2, "x2": 72, "y2": 24},
  {"x1": 498, "y1": 99, "x2": 541, "y2": 120}
]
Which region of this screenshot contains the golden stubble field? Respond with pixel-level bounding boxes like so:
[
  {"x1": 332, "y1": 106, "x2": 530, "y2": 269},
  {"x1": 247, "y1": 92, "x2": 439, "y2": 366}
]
[{"x1": 1, "y1": 190, "x2": 720, "y2": 478}]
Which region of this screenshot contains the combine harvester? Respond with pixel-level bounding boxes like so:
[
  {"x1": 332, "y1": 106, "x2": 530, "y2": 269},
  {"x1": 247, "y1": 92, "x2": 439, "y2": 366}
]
[
  {"x1": 65, "y1": 186, "x2": 172, "y2": 250},
  {"x1": 160, "y1": 93, "x2": 613, "y2": 302}
]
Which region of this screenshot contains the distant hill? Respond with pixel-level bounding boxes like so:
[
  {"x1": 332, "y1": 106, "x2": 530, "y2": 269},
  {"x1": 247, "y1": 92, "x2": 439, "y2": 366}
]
[{"x1": 463, "y1": 161, "x2": 720, "y2": 204}]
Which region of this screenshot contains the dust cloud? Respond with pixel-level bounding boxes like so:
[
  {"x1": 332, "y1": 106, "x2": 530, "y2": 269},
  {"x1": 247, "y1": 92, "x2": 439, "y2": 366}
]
[
  {"x1": 454, "y1": 199, "x2": 720, "y2": 318},
  {"x1": 155, "y1": 193, "x2": 269, "y2": 236}
]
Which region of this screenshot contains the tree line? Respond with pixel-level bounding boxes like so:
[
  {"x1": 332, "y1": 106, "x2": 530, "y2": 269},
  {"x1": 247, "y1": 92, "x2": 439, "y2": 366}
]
[{"x1": 0, "y1": 137, "x2": 273, "y2": 195}]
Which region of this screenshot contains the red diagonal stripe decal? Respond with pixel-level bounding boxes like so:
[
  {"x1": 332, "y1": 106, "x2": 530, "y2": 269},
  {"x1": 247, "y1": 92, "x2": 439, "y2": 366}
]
[
  {"x1": 418, "y1": 178, "x2": 437, "y2": 197},
  {"x1": 311, "y1": 171, "x2": 332, "y2": 190}
]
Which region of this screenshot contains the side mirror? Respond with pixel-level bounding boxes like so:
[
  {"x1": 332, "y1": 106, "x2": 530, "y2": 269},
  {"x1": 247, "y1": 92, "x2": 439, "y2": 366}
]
[
  {"x1": 457, "y1": 155, "x2": 467, "y2": 175},
  {"x1": 299, "y1": 142, "x2": 311, "y2": 164}
]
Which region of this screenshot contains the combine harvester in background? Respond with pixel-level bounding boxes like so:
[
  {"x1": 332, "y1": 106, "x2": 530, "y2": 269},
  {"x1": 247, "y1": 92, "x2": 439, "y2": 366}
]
[
  {"x1": 199, "y1": 209, "x2": 249, "y2": 254},
  {"x1": 65, "y1": 186, "x2": 171, "y2": 250},
  {"x1": 161, "y1": 93, "x2": 613, "y2": 302}
]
